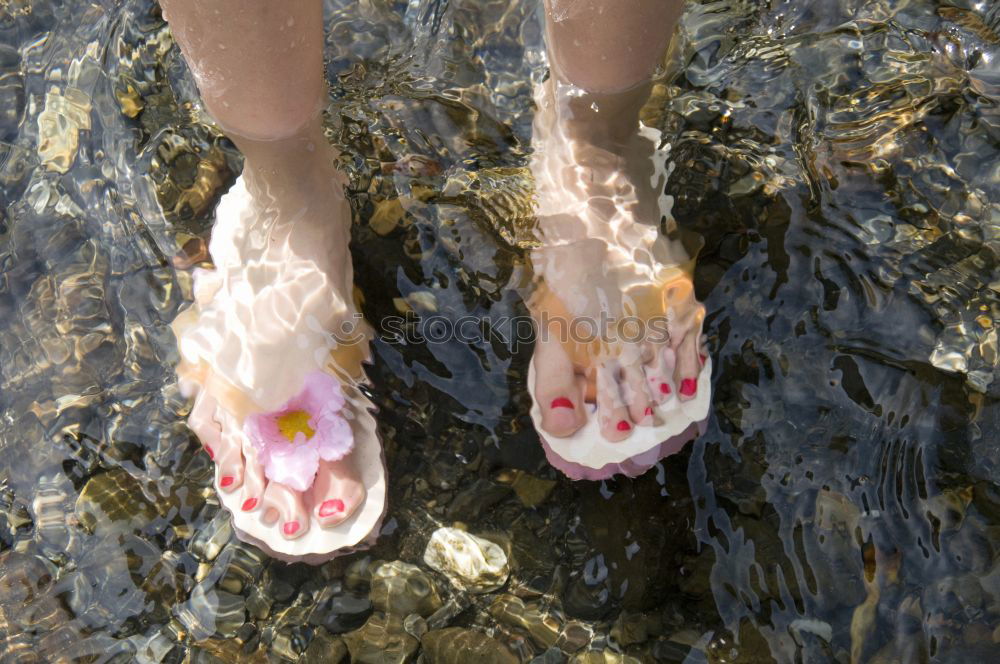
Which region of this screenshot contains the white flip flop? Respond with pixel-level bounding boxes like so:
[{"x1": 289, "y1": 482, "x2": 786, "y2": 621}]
[
  {"x1": 216, "y1": 386, "x2": 387, "y2": 565},
  {"x1": 528, "y1": 358, "x2": 711, "y2": 480},
  {"x1": 173, "y1": 175, "x2": 387, "y2": 564}
]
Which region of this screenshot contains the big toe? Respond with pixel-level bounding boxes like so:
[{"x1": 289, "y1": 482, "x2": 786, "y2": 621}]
[
  {"x1": 312, "y1": 458, "x2": 367, "y2": 527},
  {"x1": 533, "y1": 338, "x2": 586, "y2": 438}
]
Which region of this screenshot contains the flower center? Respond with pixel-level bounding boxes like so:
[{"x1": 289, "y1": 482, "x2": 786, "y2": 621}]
[{"x1": 276, "y1": 410, "x2": 315, "y2": 442}]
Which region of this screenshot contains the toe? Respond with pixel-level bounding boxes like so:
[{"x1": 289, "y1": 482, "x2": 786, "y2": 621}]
[
  {"x1": 238, "y1": 439, "x2": 267, "y2": 514},
  {"x1": 310, "y1": 457, "x2": 367, "y2": 527},
  {"x1": 645, "y1": 346, "x2": 677, "y2": 405},
  {"x1": 596, "y1": 364, "x2": 633, "y2": 442},
  {"x1": 675, "y1": 331, "x2": 700, "y2": 402},
  {"x1": 188, "y1": 391, "x2": 222, "y2": 460},
  {"x1": 621, "y1": 357, "x2": 653, "y2": 426},
  {"x1": 262, "y1": 482, "x2": 309, "y2": 540},
  {"x1": 213, "y1": 412, "x2": 245, "y2": 493},
  {"x1": 533, "y1": 337, "x2": 586, "y2": 438}
]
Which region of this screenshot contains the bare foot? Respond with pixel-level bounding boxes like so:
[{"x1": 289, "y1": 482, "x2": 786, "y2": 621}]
[
  {"x1": 175, "y1": 130, "x2": 369, "y2": 542},
  {"x1": 529, "y1": 78, "x2": 707, "y2": 443}
]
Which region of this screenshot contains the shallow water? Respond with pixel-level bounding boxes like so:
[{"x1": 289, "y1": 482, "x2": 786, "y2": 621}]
[{"x1": 1, "y1": 0, "x2": 1000, "y2": 661}]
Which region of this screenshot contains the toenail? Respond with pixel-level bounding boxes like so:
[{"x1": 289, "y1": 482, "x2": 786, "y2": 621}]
[
  {"x1": 659, "y1": 382, "x2": 671, "y2": 395},
  {"x1": 283, "y1": 521, "x2": 300, "y2": 536},
  {"x1": 241, "y1": 498, "x2": 257, "y2": 511},
  {"x1": 644, "y1": 407, "x2": 653, "y2": 417},
  {"x1": 205, "y1": 446, "x2": 215, "y2": 459},
  {"x1": 616, "y1": 420, "x2": 632, "y2": 432},
  {"x1": 680, "y1": 378, "x2": 697, "y2": 396},
  {"x1": 220, "y1": 476, "x2": 234, "y2": 487},
  {"x1": 550, "y1": 397, "x2": 574, "y2": 410},
  {"x1": 700, "y1": 354, "x2": 707, "y2": 365},
  {"x1": 319, "y1": 499, "x2": 345, "y2": 517}
]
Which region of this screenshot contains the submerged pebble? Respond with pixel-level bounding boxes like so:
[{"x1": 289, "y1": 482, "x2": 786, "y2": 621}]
[
  {"x1": 74, "y1": 468, "x2": 158, "y2": 535},
  {"x1": 489, "y1": 594, "x2": 591, "y2": 652},
  {"x1": 420, "y1": 627, "x2": 519, "y2": 664},
  {"x1": 423, "y1": 527, "x2": 509, "y2": 593},
  {"x1": 173, "y1": 582, "x2": 246, "y2": 640},
  {"x1": 301, "y1": 628, "x2": 347, "y2": 664},
  {"x1": 342, "y1": 612, "x2": 419, "y2": 664},
  {"x1": 369, "y1": 560, "x2": 442, "y2": 617},
  {"x1": 189, "y1": 510, "x2": 234, "y2": 563}
]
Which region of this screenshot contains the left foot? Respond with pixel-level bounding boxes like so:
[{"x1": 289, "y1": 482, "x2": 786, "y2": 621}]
[
  {"x1": 528, "y1": 78, "x2": 707, "y2": 443},
  {"x1": 175, "y1": 129, "x2": 372, "y2": 541}
]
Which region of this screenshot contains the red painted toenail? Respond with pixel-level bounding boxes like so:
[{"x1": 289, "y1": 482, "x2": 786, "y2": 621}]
[
  {"x1": 283, "y1": 521, "x2": 300, "y2": 536},
  {"x1": 644, "y1": 407, "x2": 653, "y2": 417},
  {"x1": 680, "y1": 378, "x2": 697, "y2": 396},
  {"x1": 659, "y1": 382, "x2": 671, "y2": 395},
  {"x1": 319, "y1": 499, "x2": 345, "y2": 517},
  {"x1": 616, "y1": 420, "x2": 632, "y2": 432},
  {"x1": 550, "y1": 397, "x2": 574, "y2": 410},
  {"x1": 700, "y1": 354, "x2": 707, "y2": 364},
  {"x1": 241, "y1": 498, "x2": 257, "y2": 511},
  {"x1": 220, "y1": 476, "x2": 234, "y2": 487},
  {"x1": 205, "y1": 446, "x2": 214, "y2": 459}
]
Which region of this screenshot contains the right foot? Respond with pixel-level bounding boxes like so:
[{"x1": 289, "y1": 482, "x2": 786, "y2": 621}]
[
  {"x1": 176, "y1": 135, "x2": 371, "y2": 541},
  {"x1": 528, "y1": 78, "x2": 707, "y2": 443}
]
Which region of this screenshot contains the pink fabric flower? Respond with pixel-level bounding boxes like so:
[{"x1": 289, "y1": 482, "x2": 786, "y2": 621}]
[{"x1": 243, "y1": 372, "x2": 354, "y2": 492}]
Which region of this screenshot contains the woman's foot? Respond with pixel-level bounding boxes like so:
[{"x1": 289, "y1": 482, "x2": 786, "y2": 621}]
[
  {"x1": 529, "y1": 78, "x2": 706, "y2": 443},
  {"x1": 176, "y1": 128, "x2": 370, "y2": 541}
]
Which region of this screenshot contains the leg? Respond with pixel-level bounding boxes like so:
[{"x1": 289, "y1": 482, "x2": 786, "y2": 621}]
[
  {"x1": 544, "y1": 0, "x2": 683, "y2": 94},
  {"x1": 531, "y1": 0, "x2": 707, "y2": 442},
  {"x1": 162, "y1": 0, "x2": 368, "y2": 540}
]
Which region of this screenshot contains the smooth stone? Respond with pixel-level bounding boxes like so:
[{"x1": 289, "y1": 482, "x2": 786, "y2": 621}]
[
  {"x1": 74, "y1": 468, "x2": 159, "y2": 535},
  {"x1": 423, "y1": 527, "x2": 509, "y2": 593},
  {"x1": 421, "y1": 627, "x2": 519, "y2": 664},
  {"x1": 312, "y1": 587, "x2": 372, "y2": 634},
  {"x1": 344, "y1": 555, "x2": 377, "y2": 592},
  {"x1": 425, "y1": 598, "x2": 468, "y2": 631},
  {"x1": 403, "y1": 613, "x2": 428, "y2": 639},
  {"x1": 302, "y1": 629, "x2": 347, "y2": 664},
  {"x1": 189, "y1": 510, "x2": 233, "y2": 563},
  {"x1": 489, "y1": 594, "x2": 559, "y2": 649},
  {"x1": 133, "y1": 628, "x2": 180, "y2": 664},
  {"x1": 342, "y1": 612, "x2": 419, "y2": 664},
  {"x1": 561, "y1": 575, "x2": 612, "y2": 621},
  {"x1": 173, "y1": 583, "x2": 245, "y2": 640},
  {"x1": 213, "y1": 542, "x2": 265, "y2": 594},
  {"x1": 611, "y1": 612, "x2": 658, "y2": 648},
  {"x1": 495, "y1": 469, "x2": 557, "y2": 508},
  {"x1": 370, "y1": 561, "x2": 442, "y2": 617},
  {"x1": 446, "y1": 479, "x2": 512, "y2": 521},
  {"x1": 531, "y1": 648, "x2": 568, "y2": 664}
]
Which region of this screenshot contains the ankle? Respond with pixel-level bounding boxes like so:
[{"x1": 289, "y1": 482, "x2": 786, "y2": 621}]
[
  {"x1": 236, "y1": 120, "x2": 346, "y2": 202},
  {"x1": 543, "y1": 77, "x2": 652, "y2": 153}
]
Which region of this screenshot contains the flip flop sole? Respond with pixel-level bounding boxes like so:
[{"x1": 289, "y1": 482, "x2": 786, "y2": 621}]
[
  {"x1": 220, "y1": 386, "x2": 387, "y2": 563},
  {"x1": 528, "y1": 358, "x2": 711, "y2": 480}
]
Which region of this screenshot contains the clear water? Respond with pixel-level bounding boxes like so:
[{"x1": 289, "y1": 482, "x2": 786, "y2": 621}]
[{"x1": 1, "y1": 0, "x2": 1000, "y2": 662}]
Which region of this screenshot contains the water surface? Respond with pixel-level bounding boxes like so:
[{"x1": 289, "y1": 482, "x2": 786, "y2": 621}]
[{"x1": 1, "y1": 0, "x2": 999, "y2": 662}]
